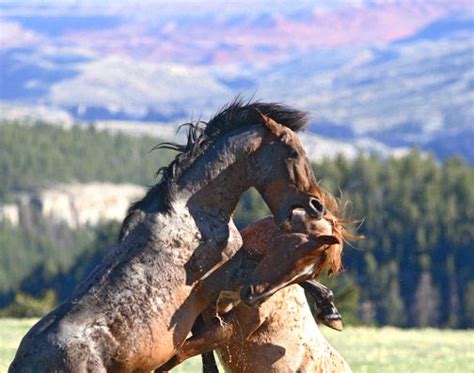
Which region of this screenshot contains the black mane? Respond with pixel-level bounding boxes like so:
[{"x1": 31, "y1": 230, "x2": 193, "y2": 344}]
[
  {"x1": 119, "y1": 99, "x2": 308, "y2": 240},
  {"x1": 204, "y1": 99, "x2": 308, "y2": 138}
]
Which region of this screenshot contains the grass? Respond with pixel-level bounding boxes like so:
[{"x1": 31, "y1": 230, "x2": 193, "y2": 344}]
[
  {"x1": 323, "y1": 326, "x2": 474, "y2": 373},
  {"x1": 1, "y1": 319, "x2": 473, "y2": 372}
]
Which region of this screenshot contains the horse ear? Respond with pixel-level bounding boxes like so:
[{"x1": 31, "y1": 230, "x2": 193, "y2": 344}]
[{"x1": 258, "y1": 111, "x2": 285, "y2": 137}]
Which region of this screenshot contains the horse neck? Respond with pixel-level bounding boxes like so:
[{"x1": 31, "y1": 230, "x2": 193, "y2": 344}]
[{"x1": 175, "y1": 127, "x2": 265, "y2": 218}]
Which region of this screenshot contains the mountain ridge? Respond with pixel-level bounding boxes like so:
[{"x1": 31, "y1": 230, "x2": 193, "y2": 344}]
[{"x1": 1, "y1": 1, "x2": 473, "y2": 162}]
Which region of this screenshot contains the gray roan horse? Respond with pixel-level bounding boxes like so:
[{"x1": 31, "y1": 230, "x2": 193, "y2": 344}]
[
  {"x1": 157, "y1": 210, "x2": 347, "y2": 372},
  {"x1": 10, "y1": 101, "x2": 326, "y2": 372}
]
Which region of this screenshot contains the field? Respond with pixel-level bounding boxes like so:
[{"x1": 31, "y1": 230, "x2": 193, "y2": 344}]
[{"x1": 1, "y1": 319, "x2": 473, "y2": 372}]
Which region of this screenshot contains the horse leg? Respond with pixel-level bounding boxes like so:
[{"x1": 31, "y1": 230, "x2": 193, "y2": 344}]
[
  {"x1": 155, "y1": 312, "x2": 238, "y2": 372},
  {"x1": 192, "y1": 314, "x2": 219, "y2": 373},
  {"x1": 201, "y1": 352, "x2": 219, "y2": 373},
  {"x1": 157, "y1": 306, "x2": 263, "y2": 372},
  {"x1": 300, "y1": 279, "x2": 343, "y2": 331}
]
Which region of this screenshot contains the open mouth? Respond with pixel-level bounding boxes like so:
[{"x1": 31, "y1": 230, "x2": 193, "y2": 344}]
[
  {"x1": 289, "y1": 207, "x2": 307, "y2": 221},
  {"x1": 283, "y1": 207, "x2": 306, "y2": 227},
  {"x1": 286, "y1": 207, "x2": 335, "y2": 238}
]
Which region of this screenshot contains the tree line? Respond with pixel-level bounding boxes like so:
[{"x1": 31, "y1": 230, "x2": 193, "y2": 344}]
[
  {"x1": 0, "y1": 122, "x2": 472, "y2": 328},
  {"x1": 0, "y1": 121, "x2": 174, "y2": 201}
]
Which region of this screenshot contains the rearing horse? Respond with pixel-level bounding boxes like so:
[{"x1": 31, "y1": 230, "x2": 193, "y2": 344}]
[{"x1": 10, "y1": 101, "x2": 326, "y2": 372}]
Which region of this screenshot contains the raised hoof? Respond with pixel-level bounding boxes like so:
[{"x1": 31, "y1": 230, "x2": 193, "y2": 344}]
[{"x1": 317, "y1": 313, "x2": 343, "y2": 331}]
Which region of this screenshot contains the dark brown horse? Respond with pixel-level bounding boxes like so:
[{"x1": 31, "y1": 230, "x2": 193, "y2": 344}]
[
  {"x1": 158, "y1": 210, "x2": 350, "y2": 372},
  {"x1": 10, "y1": 101, "x2": 327, "y2": 372}
]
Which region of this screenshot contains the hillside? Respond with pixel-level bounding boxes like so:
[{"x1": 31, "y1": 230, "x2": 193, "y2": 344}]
[
  {"x1": 0, "y1": 122, "x2": 472, "y2": 328},
  {"x1": 0, "y1": 122, "x2": 174, "y2": 201},
  {"x1": 0, "y1": 183, "x2": 146, "y2": 228},
  {"x1": 1, "y1": 1, "x2": 473, "y2": 162}
]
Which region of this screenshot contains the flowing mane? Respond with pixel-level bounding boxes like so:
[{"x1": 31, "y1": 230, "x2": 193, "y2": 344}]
[{"x1": 119, "y1": 100, "x2": 309, "y2": 239}]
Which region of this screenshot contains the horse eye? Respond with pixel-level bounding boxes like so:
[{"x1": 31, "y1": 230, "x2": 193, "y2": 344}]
[{"x1": 289, "y1": 149, "x2": 299, "y2": 159}]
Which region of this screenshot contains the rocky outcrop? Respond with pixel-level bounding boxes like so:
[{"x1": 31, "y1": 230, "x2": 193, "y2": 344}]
[
  {"x1": 0, "y1": 204, "x2": 20, "y2": 226},
  {"x1": 0, "y1": 183, "x2": 146, "y2": 228}
]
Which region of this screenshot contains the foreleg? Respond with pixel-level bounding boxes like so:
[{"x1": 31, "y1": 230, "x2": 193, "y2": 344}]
[
  {"x1": 193, "y1": 315, "x2": 219, "y2": 373},
  {"x1": 201, "y1": 351, "x2": 219, "y2": 373},
  {"x1": 300, "y1": 279, "x2": 343, "y2": 331},
  {"x1": 155, "y1": 312, "x2": 239, "y2": 372}
]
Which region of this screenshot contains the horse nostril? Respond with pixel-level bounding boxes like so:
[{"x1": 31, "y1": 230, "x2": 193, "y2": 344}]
[{"x1": 309, "y1": 198, "x2": 325, "y2": 218}]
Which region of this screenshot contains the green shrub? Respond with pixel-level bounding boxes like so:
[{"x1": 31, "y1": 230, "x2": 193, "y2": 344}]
[{"x1": 0, "y1": 290, "x2": 57, "y2": 318}]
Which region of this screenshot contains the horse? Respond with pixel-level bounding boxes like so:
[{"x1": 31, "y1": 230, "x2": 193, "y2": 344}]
[
  {"x1": 215, "y1": 285, "x2": 351, "y2": 373},
  {"x1": 10, "y1": 101, "x2": 328, "y2": 372},
  {"x1": 191, "y1": 280, "x2": 344, "y2": 373},
  {"x1": 158, "y1": 209, "x2": 350, "y2": 372}
]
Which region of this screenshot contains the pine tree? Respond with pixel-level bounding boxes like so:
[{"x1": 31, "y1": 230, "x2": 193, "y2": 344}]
[{"x1": 412, "y1": 272, "x2": 441, "y2": 327}]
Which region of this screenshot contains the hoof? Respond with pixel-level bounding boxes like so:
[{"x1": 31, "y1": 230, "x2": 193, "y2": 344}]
[{"x1": 317, "y1": 314, "x2": 343, "y2": 331}]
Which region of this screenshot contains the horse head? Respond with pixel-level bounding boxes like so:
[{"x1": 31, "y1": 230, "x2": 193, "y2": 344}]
[
  {"x1": 250, "y1": 112, "x2": 326, "y2": 225},
  {"x1": 240, "y1": 209, "x2": 344, "y2": 307}
]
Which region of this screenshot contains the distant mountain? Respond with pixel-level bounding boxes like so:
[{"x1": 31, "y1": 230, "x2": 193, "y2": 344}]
[
  {"x1": 257, "y1": 13, "x2": 474, "y2": 161},
  {"x1": 1, "y1": 1, "x2": 473, "y2": 162}
]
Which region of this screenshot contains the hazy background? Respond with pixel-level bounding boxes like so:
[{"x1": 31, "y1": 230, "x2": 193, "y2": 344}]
[
  {"x1": 0, "y1": 0, "x2": 473, "y2": 332},
  {"x1": 2, "y1": 0, "x2": 473, "y2": 161}
]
